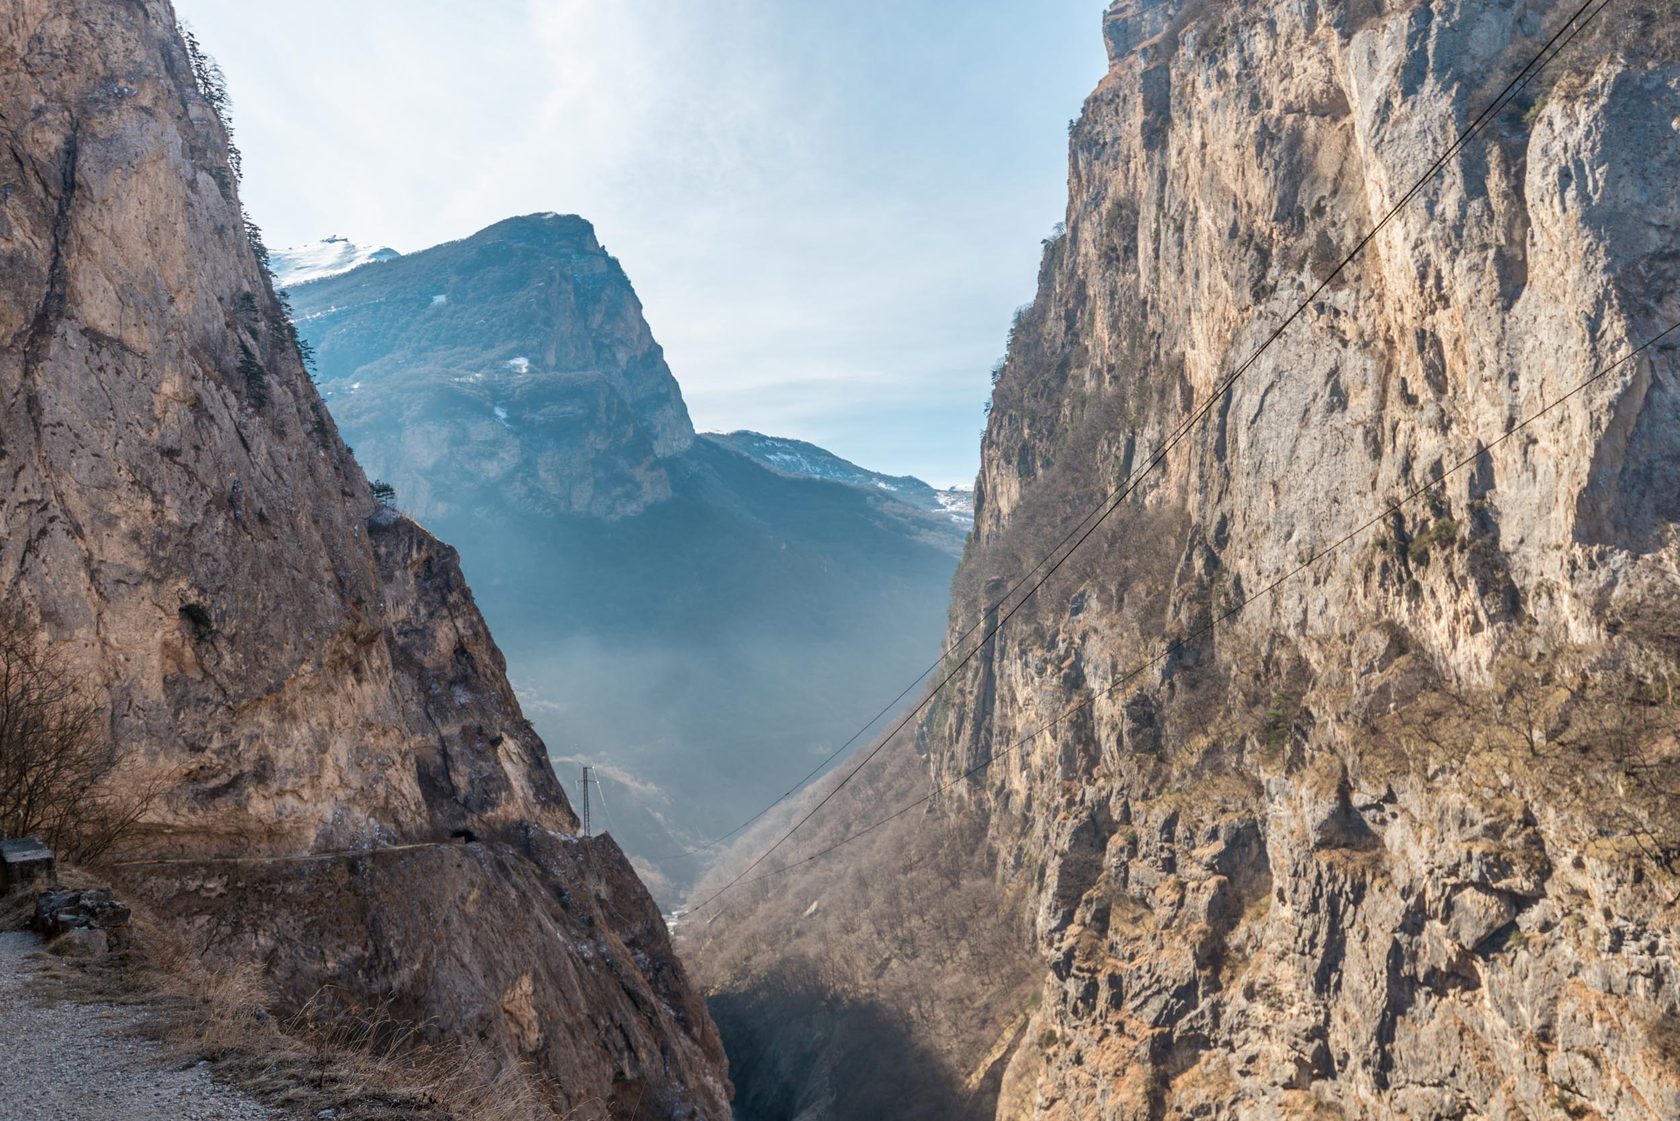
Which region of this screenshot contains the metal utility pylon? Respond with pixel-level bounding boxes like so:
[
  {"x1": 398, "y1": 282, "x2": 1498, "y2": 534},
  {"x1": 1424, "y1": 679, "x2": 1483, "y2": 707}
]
[{"x1": 581, "y1": 764, "x2": 592, "y2": 837}]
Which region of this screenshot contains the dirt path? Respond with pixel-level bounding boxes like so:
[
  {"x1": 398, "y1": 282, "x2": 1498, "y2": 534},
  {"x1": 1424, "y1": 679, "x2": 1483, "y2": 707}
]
[
  {"x1": 0, "y1": 930, "x2": 277, "y2": 1121},
  {"x1": 110, "y1": 838, "x2": 482, "y2": 869}
]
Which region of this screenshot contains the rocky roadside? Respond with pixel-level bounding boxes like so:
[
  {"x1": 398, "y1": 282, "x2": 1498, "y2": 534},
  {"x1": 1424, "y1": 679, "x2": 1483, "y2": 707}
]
[{"x1": 0, "y1": 930, "x2": 277, "y2": 1121}]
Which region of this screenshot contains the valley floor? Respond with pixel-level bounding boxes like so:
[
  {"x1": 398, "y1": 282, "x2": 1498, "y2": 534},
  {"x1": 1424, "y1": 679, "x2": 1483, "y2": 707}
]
[{"x1": 0, "y1": 931, "x2": 275, "y2": 1121}]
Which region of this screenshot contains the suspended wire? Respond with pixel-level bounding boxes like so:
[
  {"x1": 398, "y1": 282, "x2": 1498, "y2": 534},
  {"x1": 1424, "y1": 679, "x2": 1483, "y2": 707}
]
[
  {"x1": 690, "y1": 316, "x2": 1680, "y2": 912},
  {"x1": 592, "y1": 772, "x2": 615, "y2": 837},
  {"x1": 663, "y1": 0, "x2": 1614, "y2": 880},
  {"x1": 652, "y1": 0, "x2": 1610, "y2": 866}
]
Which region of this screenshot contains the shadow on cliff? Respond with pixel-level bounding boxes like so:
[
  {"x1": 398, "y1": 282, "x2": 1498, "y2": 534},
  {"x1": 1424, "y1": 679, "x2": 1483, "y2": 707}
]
[{"x1": 710, "y1": 967, "x2": 983, "y2": 1121}]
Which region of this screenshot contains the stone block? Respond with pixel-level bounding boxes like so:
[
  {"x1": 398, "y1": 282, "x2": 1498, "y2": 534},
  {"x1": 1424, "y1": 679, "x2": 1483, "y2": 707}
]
[
  {"x1": 0, "y1": 837, "x2": 55, "y2": 893},
  {"x1": 1443, "y1": 884, "x2": 1518, "y2": 951}
]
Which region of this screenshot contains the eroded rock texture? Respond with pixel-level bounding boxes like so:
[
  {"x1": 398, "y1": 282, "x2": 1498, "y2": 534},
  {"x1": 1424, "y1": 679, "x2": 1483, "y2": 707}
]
[
  {"x1": 696, "y1": 2, "x2": 1680, "y2": 1118},
  {"x1": 0, "y1": 0, "x2": 564, "y2": 852},
  {"x1": 0, "y1": 1, "x2": 727, "y2": 1114},
  {"x1": 125, "y1": 830, "x2": 726, "y2": 1119},
  {"x1": 959, "y1": 2, "x2": 1680, "y2": 1117}
]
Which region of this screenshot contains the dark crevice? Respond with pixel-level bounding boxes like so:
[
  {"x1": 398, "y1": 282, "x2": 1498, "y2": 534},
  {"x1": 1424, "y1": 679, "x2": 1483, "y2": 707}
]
[
  {"x1": 12, "y1": 119, "x2": 90, "y2": 561},
  {"x1": 16, "y1": 118, "x2": 78, "y2": 367}
]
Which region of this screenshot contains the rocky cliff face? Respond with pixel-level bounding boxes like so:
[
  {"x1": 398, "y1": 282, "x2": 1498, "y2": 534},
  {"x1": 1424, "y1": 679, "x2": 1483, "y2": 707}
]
[
  {"x1": 0, "y1": 0, "x2": 566, "y2": 853},
  {"x1": 952, "y1": 1, "x2": 1680, "y2": 1116},
  {"x1": 693, "y1": 2, "x2": 1680, "y2": 1118},
  {"x1": 0, "y1": 1, "x2": 727, "y2": 1113}
]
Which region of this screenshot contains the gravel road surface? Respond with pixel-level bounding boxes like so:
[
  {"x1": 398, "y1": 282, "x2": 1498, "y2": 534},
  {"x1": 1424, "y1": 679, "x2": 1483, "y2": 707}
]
[{"x1": 0, "y1": 930, "x2": 277, "y2": 1121}]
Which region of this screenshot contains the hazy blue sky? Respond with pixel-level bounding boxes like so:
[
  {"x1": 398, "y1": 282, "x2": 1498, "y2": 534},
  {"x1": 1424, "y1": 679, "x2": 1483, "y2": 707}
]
[{"x1": 174, "y1": 1, "x2": 1107, "y2": 486}]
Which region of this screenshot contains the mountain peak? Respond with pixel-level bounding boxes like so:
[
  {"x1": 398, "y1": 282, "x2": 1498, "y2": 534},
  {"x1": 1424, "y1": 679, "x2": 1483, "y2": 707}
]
[
  {"x1": 271, "y1": 215, "x2": 606, "y2": 291},
  {"x1": 472, "y1": 211, "x2": 602, "y2": 253},
  {"x1": 285, "y1": 211, "x2": 696, "y2": 513}
]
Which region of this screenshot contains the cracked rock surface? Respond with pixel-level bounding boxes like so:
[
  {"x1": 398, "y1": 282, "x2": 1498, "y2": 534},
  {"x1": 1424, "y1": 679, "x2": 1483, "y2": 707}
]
[{"x1": 691, "y1": 3, "x2": 1680, "y2": 1119}]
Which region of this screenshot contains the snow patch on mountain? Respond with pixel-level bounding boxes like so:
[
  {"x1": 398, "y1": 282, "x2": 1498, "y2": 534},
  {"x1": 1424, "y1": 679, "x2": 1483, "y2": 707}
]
[
  {"x1": 272, "y1": 235, "x2": 401, "y2": 288},
  {"x1": 935, "y1": 488, "x2": 974, "y2": 519}
]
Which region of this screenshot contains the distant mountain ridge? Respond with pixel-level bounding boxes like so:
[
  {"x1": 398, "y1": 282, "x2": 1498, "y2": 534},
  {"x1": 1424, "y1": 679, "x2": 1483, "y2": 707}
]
[
  {"x1": 285, "y1": 214, "x2": 962, "y2": 900},
  {"x1": 704, "y1": 431, "x2": 974, "y2": 524}
]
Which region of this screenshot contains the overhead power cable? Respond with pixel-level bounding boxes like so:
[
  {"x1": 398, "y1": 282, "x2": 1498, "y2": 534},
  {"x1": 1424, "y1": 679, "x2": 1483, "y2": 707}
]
[
  {"x1": 688, "y1": 316, "x2": 1680, "y2": 913},
  {"x1": 593, "y1": 772, "x2": 614, "y2": 836},
  {"x1": 656, "y1": 0, "x2": 1612, "y2": 873}
]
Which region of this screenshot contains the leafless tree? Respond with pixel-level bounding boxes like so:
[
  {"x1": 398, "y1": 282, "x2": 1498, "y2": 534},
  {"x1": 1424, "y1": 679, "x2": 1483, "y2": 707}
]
[{"x1": 0, "y1": 610, "x2": 163, "y2": 863}]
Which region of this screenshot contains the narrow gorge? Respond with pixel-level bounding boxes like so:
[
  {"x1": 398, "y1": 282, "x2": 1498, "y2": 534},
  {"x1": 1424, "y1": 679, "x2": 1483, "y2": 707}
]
[
  {"x1": 5, "y1": 0, "x2": 1678, "y2": 1118},
  {"x1": 274, "y1": 214, "x2": 968, "y2": 898}
]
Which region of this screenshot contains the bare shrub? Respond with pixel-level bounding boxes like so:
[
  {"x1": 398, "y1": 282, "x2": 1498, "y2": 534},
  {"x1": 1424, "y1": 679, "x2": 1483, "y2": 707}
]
[
  {"x1": 1498, "y1": 659, "x2": 1680, "y2": 870},
  {"x1": 1364, "y1": 646, "x2": 1680, "y2": 872},
  {"x1": 0, "y1": 612, "x2": 167, "y2": 863}
]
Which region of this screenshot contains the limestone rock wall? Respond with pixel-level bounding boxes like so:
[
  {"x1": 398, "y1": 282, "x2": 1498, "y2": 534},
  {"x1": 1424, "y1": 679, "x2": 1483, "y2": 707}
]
[
  {"x1": 0, "y1": 1, "x2": 727, "y2": 1113},
  {"x1": 0, "y1": 0, "x2": 567, "y2": 851},
  {"x1": 934, "y1": 2, "x2": 1680, "y2": 1117}
]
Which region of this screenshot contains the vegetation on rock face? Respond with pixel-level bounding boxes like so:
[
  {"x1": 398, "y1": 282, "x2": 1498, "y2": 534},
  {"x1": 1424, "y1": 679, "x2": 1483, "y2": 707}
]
[
  {"x1": 182, "y1": 31, "x2": 317, "y2": 410},
  {"x1": 1389, "y1": 643, "x2": 1680, "y2": 872},
  {"x1": 181, "y1": 24, "x2": 240, "y2": 184},
  {"x1": 235, "y1": 341, "x2": 269, "y2": 408}
]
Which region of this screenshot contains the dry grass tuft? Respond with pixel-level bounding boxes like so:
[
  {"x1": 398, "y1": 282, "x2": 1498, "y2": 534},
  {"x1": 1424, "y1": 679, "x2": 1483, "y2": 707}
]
[{"x1": 0, "y1": 888, "x2": 35, "y2": 932}]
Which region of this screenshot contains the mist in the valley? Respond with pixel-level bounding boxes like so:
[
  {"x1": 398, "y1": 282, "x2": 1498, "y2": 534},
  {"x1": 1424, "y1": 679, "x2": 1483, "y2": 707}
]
[
  {"x1": 451, "y1": 502, "x2": 956, "y2": 904},
  {"x1": 513, "y1": 630, "x2": 932, "y2": 902}
]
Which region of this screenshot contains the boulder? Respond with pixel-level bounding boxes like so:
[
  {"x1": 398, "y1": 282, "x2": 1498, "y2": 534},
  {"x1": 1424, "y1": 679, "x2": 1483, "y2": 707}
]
[{"x1": 33, "y1": 887, "x2": 131, "y2": 954}]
